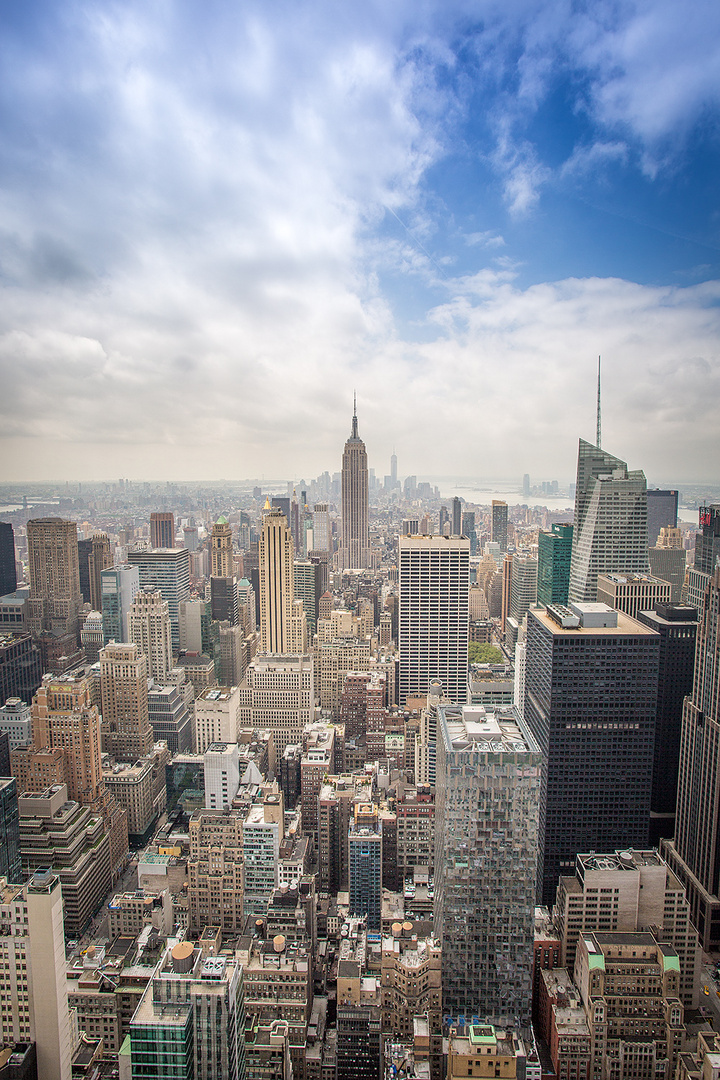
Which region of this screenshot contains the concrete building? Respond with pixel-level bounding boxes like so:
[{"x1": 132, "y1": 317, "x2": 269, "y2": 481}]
[
  {"x1": 259, "y1": 503, "x2": 307, "y2": 654},
  {"x1": 100, "y1": 641, "x2": 154, "y2": 761},
  {"x1": 381, "y1": 926, "x2": 441, "y2": 1043},
  {"x1": 300, "y1": 723, "x2": 336, "y2": 840},
  {"x1": 509, "y1": 553, "x2": 538, "y2": 624},
  {"x1": 126, "y1": 547, "x2": 190, "y2": 652},
  {"x1": 663, "y1": 566, "x2": 720, "y2": 950},
  {"x1": 338, "y1": 400, "x2": 372, "y2": 570},
  {"x1": 188, "y1": 808, "x2": 245, "y2": 931},
  {"x1": 103, "y1": 756, "x2": 158, "y2": 843},
  {"x1": 239, "y1": 653, "x2": 314, "y2": 758},
  {"x1": 31, "y1": 670, "x2": 105, "y2": 809},
  {"x1": 243, "y1": 793, "x2": 282, "y2": 915},
  {"x1": 575, "y1": 932, "x2": 684, "y2": 1080},
  {"x1": 204, "y1": 741, "x2": 241, "y2": 810},
  {"x1": 491, "y1": 501, "x2": 508, "y2": 552},
  {"x1": 434, "y1": 704, "x2": 541, "y2": 1025},
  {"x1": 129, "y1": 587, "x2": 174, "y2": 682},
  {"x1": 568, "y1": 439, "x2": 650, "y2": 603},
  {"x1": 107, "y1": 887, "x2": 173, "y2": 937},
  {"x1": 0, "y1": 870, "x2": 73, "y2": 1080},
  {"x1": 398, "y1": 535, "x2": 470, "y2": 707},
  {"x1": 147, "y1": 681, "x2": 193, "y2": 753},
  {"x1": 194, "y1": 685, "x2": 240, "y2": 754},
  {"x1": 0, "y1": 696, "x2": 32, "y2": 749},
  {"x1": 26, "y1": 517, "x2": 82, "y2": 638},
  {"x1": 525, "y1": 602, "x2": 659, "y2": 904},
  {"x1": 554, "y1": 849, "x2": 700, "y2": 1007},
  {"x1": 446, "y1": 1024, "x2": 533, "y2": 1080},
  {"x1": 648, "y1": 545, "x2": 687, "y2": 603},
  {"x1": 596, "y1": 571, "x2": 672, "y2": 620},
  {"x1": 80, "y1": 609, "x2": 104, "y2": 662},
  {"x1": 100, "y1": 564, "x2": 139, "y2": 645},
  {"x1": 349, "y1": 804, "x2": 383, "y2": 931},
  {"x1": 238, "y1": 934, "x2": 313, "y2": 1076},
  {"x1": 18, "y1": 784, "x2": 112, "y2": 935}
]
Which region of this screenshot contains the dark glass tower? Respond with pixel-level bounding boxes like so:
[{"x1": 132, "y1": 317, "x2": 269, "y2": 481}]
[
  {"x1": 525, "y1": 603, "x2": 659, "y2": 904},
  {"x1": 636, "y1": 604, "x2": 697, "y2": 844},
  {"x1": 0, "y1": 523, "x2": 17, "y2": 598},
  {"x1": 537, "y1": 524, "x2": 573, "y2": 606},
  {"x1": 647, "y1": 489, "x2": 678, "y2": 546},
  {"x1": 0, "y1": 777, "x2": 21, "y2": 882}
]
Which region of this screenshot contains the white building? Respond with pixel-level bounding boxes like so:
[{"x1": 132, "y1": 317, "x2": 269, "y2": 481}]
[
  {"x1": 239, "y1": 654, "x2": 314, "y2": 757},
  {"x1": 194, "y1": 686, "x2": 241, "y2": 754},
  {"x1": 129, "y1": 587, "x2": 174, "y2": 683},
  {"x1": 204, "y1": 742, "x2": 241, "y2": 810},
  {"x1": 0, "y1": 697, "x2": 32, "y2": 749},
  {"x1": 398, "y1": 535, "x2": 470, "y2": 706}
]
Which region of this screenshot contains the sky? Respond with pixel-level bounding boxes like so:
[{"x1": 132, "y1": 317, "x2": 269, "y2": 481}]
[{"x1": 1, "y1": 0, "x2": 720, "y2": 485}]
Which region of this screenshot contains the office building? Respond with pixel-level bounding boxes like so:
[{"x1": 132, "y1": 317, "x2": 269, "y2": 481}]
[
  {"x1": 695, "y1": 504, "x2": 720, "y2": 576},
  {"x1": 525, "y1": 603, "x2": 659, "y2": 904},
  {"x1": 147, "y1": 681, "x2": 193, "y2": 753},
  {"x1": 0, "y1": 587, "x2": 29, "y2": 635},
  {"x1": 126, "y1": 547, "x2": 190, "y2": 652},
  {"x1": 649, "y1": 545, "x2": 687, "y2": 603},
  {"x1": 87, "y1": 533, "x2": 113, "y2": 611},
  {"x1": 336, "y1": 1005, "x2": 382, "y2": 1080},
  {"x1": 19, "y1": 784, "x2": 112, "y2": 935},
  {"x1": 0, "y1": 697, "x2": 32, "y2": 749},
  {"x1": 446, "y1": 1025, "x2": 532, "y2": 1080},
  {"x1": 211, "y1": 573, "x2": 239, "y2": 625},
  {"x1": 26, "y1": 517, "x2": 82, "y2": 637},
  {"x1": 178, "y1": 596, "x2": 212, "y2": 653},
  {"x1": 338, "y1": 401, "x2": 371, "y2": 570},
  {"x1": 509, "y1": 553, "x2": 537, "y2": 624},
  {"x1": 194, "y1": 685, "x2": 240, "y2": 754},
  {"x1": 129, "y1": 587, "x2": 174, "y2": 682},
  {"x1": 0, "y1": 521, "x2": 17, "y2": 598},
  {"x1": 217, "y1": 621, "x2": 245, "y2": 686},
  {"x1": 188, "y1": 809, "x2": 245, "y2": 931},
  {"x1": 150, "y1": 511, "x2": 175, "y2": 549},
  {"x1": 239, "y1": 653, "x2": 314, "y2": 757},
  {"x1": 183, "y1": 523, "x2": 199, "y2": 551},
  {"x1": 554, "y1": 849, "x2": 700, "y2": 1007},
  {"x1": 635, "y1": 604, "x2": 697, "y2": 842},
  {"x1": 663, "y1": 567, "x2": 720, "y2": 949},
  {"x1": 294, "y1": 559, "x2": 320, "y2": 635},
  {"x1": 0, "y1": 778, "x2": 20, "y2": 882},
  {"x1": 537, "y1": 524, "x2": 573, "y2": 607},
  {"x1": 647, "y1": 489, "x2": 679, "y2": 547},
  {"x1": 102, "y1": 756, "x2": 158, "y2": 843},
  {"x1": 0, "y1": 631, "x2": 42, "y2": 705},
  {"x1": 243, "y1": 793, "x2": 283, "y2": 915},
  {"x1": 398, "y1": 535, "x2": 469, "y2": 706},
  {"x1": 568, "y1": 439, "x2": 650, "y2": 603},
  {"x1": 434, "y1": 704, "x2": 541, "y2": 1025},
  {"x1": 491, "y1": 500, "x2": 508, "y2": 552},
  {"x1": 0, "y1": 869, "x2": 73, "y2": 1080},
  {"x1": 210, "y1": 515, "x2": 233, "y2": 576},
  {"x1": 80, "y1": 609, "x2": 103, "y2": 662},
  {"x1": 204, "y1": 741, "x2": 241, "y2": 809},
  {"x1": 31, "y1": 670, "x2": 104, "y2": 808},
  {"x1": 312, "y1": 503, "x2": 331, "y2": 553},
  {"x1": 349, "y1": 804, "x2": 383, "y2": 931},
  {"x1": 259, "y1": 504, "x2": 307, "y2": 653},
  {"x1": 452, "y1": 496, "x2": 462, "y2": 536},
  {"x1": 596, "y1": 571, "x2": 672, "y2": 620},
  {"x1": 100, "y1": 564, "x2": 139, "y2": 644},
  {"x1": 575, "y1": 932, "x2": 684, "y2": 1080},
  {"x1": 130, "y1": 941, "x2": 245, "y2": 1080},
  {"x1": 99, "y1": 641, "x2": 154, "y2": 761}
]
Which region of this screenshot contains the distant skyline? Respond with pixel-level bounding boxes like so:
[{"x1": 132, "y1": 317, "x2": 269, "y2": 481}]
[{"x1": 1, "y1": 0, "x2": 720, "y2": 482}]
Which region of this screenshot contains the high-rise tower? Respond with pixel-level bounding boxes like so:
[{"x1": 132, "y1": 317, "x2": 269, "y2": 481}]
[
  {"x1": 259, "y1": 503, "x2": 307, "y2": 653},
  {"x1": 129, "y1": 587, "x2": 174, "y2": 682},
  {"x1": 663, "y1": 567, "x2": 720, "y2": 949},
  {"x1": 0, "y1": 522, "x2": 17, "y2": 597},
  {"x1": 568, "y1": 438, "x2": 649, "y2": 603},
  {"x1": 150, "y1": 511, "x2": 175, "y2": 549},
  {"x1": 99, "y1": 641, "x2": 154, "y2": 761},
  {"x1": 26, "y1": 518, "x2": 82, "y2": 637},
  {"x1": 211, "y1": 516, "x2": 234, "y2": 577},
  {"x1": 491, "y1": 501, "x2": 508, "y2": 552},
  {"x1": 398, "y1": 535, "x2": 469, "y2": 706},
  {"x1": 339, "y1": 398, "x2": 371, "y2": 570}
]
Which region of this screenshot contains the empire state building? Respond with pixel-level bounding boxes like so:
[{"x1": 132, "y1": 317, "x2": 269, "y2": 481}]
[{"x1": 338, "y1": 399, "x2": 371, "y2": 570}]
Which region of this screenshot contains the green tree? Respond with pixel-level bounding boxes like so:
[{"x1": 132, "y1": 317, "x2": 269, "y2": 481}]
[{"x1": 469, "y1": 642, "x2": 503, "y2": 664}]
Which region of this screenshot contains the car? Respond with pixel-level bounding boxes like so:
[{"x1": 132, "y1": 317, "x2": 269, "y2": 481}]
[{"x1": 704, "y1": 985, "x2": 710, "y2": 995}]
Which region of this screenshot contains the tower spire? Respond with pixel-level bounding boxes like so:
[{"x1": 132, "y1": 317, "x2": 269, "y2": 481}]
[
  {"x1": 352, "y1": 391, "x2": 358, "y2": 438},
  {"x1": 596, "y1": 355, "x2": 602, "y2": 450}
]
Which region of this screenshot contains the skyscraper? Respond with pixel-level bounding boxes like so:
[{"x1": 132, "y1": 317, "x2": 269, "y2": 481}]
[
  {"x1": 568, "y1": 438, "x2": 649, "y2": 603},
  {"x1": 259, "y1": 502, "x2": 307, "y2": 653},
  {"x1": 31, "y1": 671, "x2": 105, "y2": 809},
  {"x1": 126, "y1": 547, "x2": 190, "y2": 652},
  {"x1": 0, "y1": 522, "x2": 17, "y2": 598},
  {"x1": 311, "y1": 503, "x2": 331, "y2": 552},
  {"x1": 537, "y1": 524, "x2": 573, "y2": 607},
  {"x1": 88, "y1": 533, "x2": 113, "y2": 611},
  {"x1": 663, "y1": 567, "x2": 720, "y2": 949},
  {"x1": 101, "y1": 563, "x2": 140, "y2": 644},
  {"x1": 398, "y1": 535, "x2": 469, "y2": 706},
  {"x1": 129, "y1": 587, "x2": 174, "y2": 682},
  {"x1": 99, "y1": 641, "x2": 154, "y2": 761},
  {"x1": 211, "y1": 515, "x2": 234, "y2": 577},
  {"x1": 647, "y1": 489, "x2": 678, "y2": 547},
  {"x1": 451, "y1": 496, "x2": 462, "y2": 536},
  {"x1": 491, "y1": 500, "x2": 508, "y2": 552},
  {"x1": 150, "y1": 511, "x2": 175, "y2": 549},
  {"x1": 434, "y1": 703, "x2": 540, "y2": 1024},
  {"x1": 695, "y1": 504, "x2": 720, "y2": 576},
  {"x1": 338, "y1": 399, "x2": 371, "y2": 570},
  {"x1": 26, "y1": 517, "x2": 82, "y2": 637},
  {"x1": 525, "y1": 602, "x2": 659, "y2": 904}
]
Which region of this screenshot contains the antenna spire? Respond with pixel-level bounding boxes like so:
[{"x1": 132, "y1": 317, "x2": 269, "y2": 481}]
[
  {"x1": 596, "y1": 355, "x2": 602, "y2": 449},
  {"x1": 351, "y1": 391, "x2": 358, "y2": 438}
]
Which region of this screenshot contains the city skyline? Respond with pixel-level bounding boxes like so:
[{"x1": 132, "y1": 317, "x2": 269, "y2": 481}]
[{"x1": 1, "y1": 1, "x2": 720, "y2": 483}]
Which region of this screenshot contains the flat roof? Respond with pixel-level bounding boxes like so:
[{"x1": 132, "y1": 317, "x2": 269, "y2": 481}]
[{"x1": 531, "y1": 607, "x2": 657, "y2": 636}]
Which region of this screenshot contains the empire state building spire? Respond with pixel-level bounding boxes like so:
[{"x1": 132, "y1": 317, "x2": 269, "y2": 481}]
[{"x1": 338, "y1": 396, "x2": 371, "y2": 569}]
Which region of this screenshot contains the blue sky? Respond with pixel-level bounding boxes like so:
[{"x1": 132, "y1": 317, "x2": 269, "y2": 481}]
[{"x1": 1, "y1": 0, "x2": 719, "y2": 483}]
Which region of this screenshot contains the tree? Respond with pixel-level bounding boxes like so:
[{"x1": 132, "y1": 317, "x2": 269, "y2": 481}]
[{"x1": 469, "y1": 642, "x2": 503, "y2": 664}]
